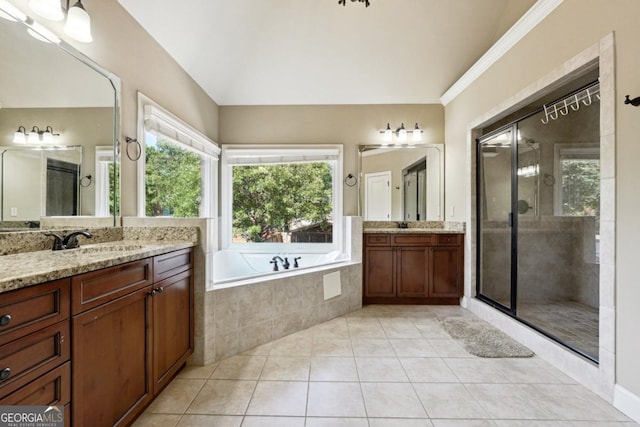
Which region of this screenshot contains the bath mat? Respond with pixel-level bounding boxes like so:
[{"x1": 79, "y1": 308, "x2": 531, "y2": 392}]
[{"x1": 440, "y1": 317, "x2": 534, "y2": 358}]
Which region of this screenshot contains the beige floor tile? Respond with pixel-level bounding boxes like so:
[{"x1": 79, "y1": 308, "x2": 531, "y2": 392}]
[
  {"x1": 400, "y1": 358, "x2": 459, "y2": 383},
  {"x1": 211, "y1": 355, "x2": 267, "y2": 380},
  {"x1": 177, "y1": 363, "x2": 219, "y2": 379},
  {"x1": 390, "y1": 339, "x2": 438, "y2": 357},
  {"x1": 246, "y1": 381, "x2": 308, "y2": 416},
  {"x1": 312, "y1": 337, "x2": 354, "y2": 356},
  {"x1": 413, "y1": 320, "x2": 452, "y2": 339},
  {"x1": 466, "y1": 383, "x2": 557, "y2": 419},
  {"x1": 361, "y1": 382, "x2": 427, "y2": 418},
  {"x1": 368, "y1": 419, "x2": 434, "y2": 427},
  {"x1": 269, "y1": 335, "x2": 313, "y2": 356},
  {"x1": 148, "y1": 379, "x2": 206, "y2": 414},
  {"x1": 177, "y1": 415, "x2": 243, "y2": 427},
  {"x1": 242, "y1": 342, "x2": 273, "y2": 356},
  {"x1": 131, "y1": 413, "x2": 181, "y2": 427},
  {"x1": 444, "y1": 359, "x2": 512, "y2": 383},
  {"x1": 428, "y1": 339, "x2": 472, "y2": 357},
  {"x1": 307, "y1": 382, "x2": 366, "y2": 417},
  {"x1": 352, "y1": 338, "x2": 396, "y2": 357},
  {"x1": 305, "y1": 418, "x2": 369, "y2": 427},
  {"x1": 260, "y1": 356, "x2": 310, "y2": 381},
  {"x1": 500, "y1": 358, "x2": 576, "y2": 384},
  {"x1": 413, "y1": 383, "x2": 490, "y2": 419},
  {"x1": 312, "y1": 317, "x2": 350, "y2": 339},
  {"x1": 431, "y1": 420, "x2": 497, "y2": 427},
  {"x1": 347, "y1": 319, "x2": 387, "y2": 338},
  {"x1": 380, "y1": 320, "x2": 423, "y2": 338},
  {"x1": 309, "y1": 357, "x2": 359, "y2": 382},
  {"x1": 240, "y1": 416, "x2": 305, "y2": 426},
  {"x1": 187, "y1": 380, "x2": 256, "y2": 415},
  {"x1": 356, "y1": 357, "x2": 409, "y2": 382},
  {"x1": 494, "y1": 421, "x2": 573, "y2": 427}
]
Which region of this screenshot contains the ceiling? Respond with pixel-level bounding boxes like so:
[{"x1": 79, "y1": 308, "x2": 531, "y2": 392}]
[{"x1": 117, "y1": 0, "x2": 537, "y2": 106}]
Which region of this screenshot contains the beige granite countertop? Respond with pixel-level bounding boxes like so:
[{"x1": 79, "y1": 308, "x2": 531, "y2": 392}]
[
  {"x1": 0, "y1": 240, "x2": 195, "y2": 294},
  {"x1": 363, "y1": 227, "x2": 464, "y2": 234}
]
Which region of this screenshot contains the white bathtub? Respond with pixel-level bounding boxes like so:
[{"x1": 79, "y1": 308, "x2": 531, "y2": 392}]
[{"x1": 213, "y1": 250, "x2": 347, "y2": 285}]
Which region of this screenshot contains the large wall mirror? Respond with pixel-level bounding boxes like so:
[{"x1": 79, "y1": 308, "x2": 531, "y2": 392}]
[
  {"x1": 0, "y1": 4, "x2": 120, "y2": 231},
  {"x1": 359, "y1": 144, "x2": 444, "y2": 221}
]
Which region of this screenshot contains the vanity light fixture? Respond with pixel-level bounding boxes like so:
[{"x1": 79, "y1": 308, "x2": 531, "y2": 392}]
[
  {"x1": 13, "y1": 126, "x2": 27, "y2": 144},
  {"x1": 28, "y1": 0, "x2": 92, "y2": 43},
  {"x1": 14, "y1": 125, "x2": 60, "y2": 144},
  {"x1": 338, "y1": 0, "x2": 370, "y2": 7},
  {"x1": 379, "y1": 122, "x2": 424, "y2": 144}
]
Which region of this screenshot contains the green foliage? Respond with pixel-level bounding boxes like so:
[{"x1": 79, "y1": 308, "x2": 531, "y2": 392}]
[
  {"x1": 145, "y1": 140, "x2": 201, "y2": 217},
  {"x1": 108, "y1": 162, "x2": 119, "y2": 215},
  {"x1": 561, "y1": 159, "x2": 600, "y2": 216},
  {"x1": 232, "y1": 162, "x2": 333, "y2": 242}
]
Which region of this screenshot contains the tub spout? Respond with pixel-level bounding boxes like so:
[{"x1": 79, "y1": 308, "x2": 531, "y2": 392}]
[{"x1": 271, "y1": 256, "x2": 290, "y2": 270}]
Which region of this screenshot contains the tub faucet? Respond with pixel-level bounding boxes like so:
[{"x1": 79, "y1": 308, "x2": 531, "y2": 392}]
[
  {"x1": 270, "y1": 256, "x2": 290, "y2": 271},
  {"x1": 293, "y1": 257, "x2": 301, "y2": 268}
]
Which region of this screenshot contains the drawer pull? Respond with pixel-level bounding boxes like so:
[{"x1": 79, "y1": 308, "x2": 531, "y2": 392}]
[
  {"x1": 0, "y1": 367, "x2": 10, "y2": 381},
  {"x1": 0, "y1": 314, "x2": 10, "y2": 327}
]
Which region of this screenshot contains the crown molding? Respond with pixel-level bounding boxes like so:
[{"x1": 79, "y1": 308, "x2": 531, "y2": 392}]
[{"x1": 440, "y1": 0, "x2": 564, "y2": 106}]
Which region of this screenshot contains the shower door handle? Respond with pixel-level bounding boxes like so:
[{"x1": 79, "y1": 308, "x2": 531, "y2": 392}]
[{"x1": 508, "y1": 212, "x2": 513, "y2": 227}]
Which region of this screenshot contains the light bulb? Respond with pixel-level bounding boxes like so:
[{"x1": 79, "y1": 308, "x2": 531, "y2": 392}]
[
  {"x1": 64, "y1": 0, "x2": 92, "y2": 43},
  {"x1": 28, "y1": 0, "x2": 64, "y2": 21},
  {"x1": 398, "y1": 123, "x2": 407, "y2": 142},
  {"x1": 412, "y1": 123, "x2": 422, "y2": 142},
  {"x1": 382, "y1": 123, "x2": 392, "y2": 142}
]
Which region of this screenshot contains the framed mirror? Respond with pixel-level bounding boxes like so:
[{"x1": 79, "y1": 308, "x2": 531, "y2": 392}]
[
  {"x1": 0, "y1": 4, "x2": 120, "y2": 231},
  {"x1": 359, "y1": 144, "x2": 444, "y2": 221}
]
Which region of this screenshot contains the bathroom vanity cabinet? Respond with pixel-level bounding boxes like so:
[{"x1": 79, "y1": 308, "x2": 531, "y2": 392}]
[
  {"x1": 73, "y1": 248, "x2": 193, "y2": 427},
  {"x1": 363, "y1": 233, "x2": 463, "y2": 304},
  {"x1": 0, "y1": 247, "x2": 193, "y2": 427}
]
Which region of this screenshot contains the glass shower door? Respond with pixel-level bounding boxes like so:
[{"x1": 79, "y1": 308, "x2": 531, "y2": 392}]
[{"x1": 477, "y1": 128, "x2": 515, "y2": 310}]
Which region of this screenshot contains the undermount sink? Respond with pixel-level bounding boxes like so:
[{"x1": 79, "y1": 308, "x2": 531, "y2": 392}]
[{"x1": 56, "y1": 243, "x2": 144, "y2": 255}]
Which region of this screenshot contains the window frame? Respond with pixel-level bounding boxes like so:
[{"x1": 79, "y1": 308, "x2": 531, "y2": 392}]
[
  {"x1": 136, "y1": 93, "x2": 220, "y2": 218},
  {"x1": 221, "y1": 144, "x2": 344, "y2": 254}
]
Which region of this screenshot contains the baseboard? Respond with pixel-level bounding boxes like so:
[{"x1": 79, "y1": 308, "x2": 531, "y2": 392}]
[{"x1": 614, "y1": 384, "x2": 640, "y2": 423}]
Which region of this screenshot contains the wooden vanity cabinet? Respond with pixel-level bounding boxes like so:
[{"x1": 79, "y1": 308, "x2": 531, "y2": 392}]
[
  {"x1": 0, "y1": 279, "x2": 71, "y2": 415},
  {"x1": 363, "y1": 233, "x2": 463, "y2": 304},
  {"x1": 72, "y1": 248, "x2": 193, "y2": 427}
]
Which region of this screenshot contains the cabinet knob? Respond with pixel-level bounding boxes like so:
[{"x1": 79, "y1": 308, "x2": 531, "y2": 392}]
[
  {"x1": 0, "y1": 367, "x2": 10, "y2": 381},
  {"x1": 0, "y1": 314, "x2": 10, "y2": 327},
  {"x1": 157, "y1": 287, "x2": 164, "y2": 294},
  {"x1": 148, "y1": 289, "x2": 157, "y2": 297}
]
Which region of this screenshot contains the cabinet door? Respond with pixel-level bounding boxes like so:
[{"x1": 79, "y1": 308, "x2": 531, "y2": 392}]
[
  {"x1": 152, "y1": 269, "x2": 193, "y2": 394},
  {"x1": 396, "y1": 247, "x2": 429, "y2": 297},
  {"x1": 364, "y1": 247, "x2": 395, "y2": 297},
  {"x1": 430, "y1": 247, "x2": 462, "y2": 297},
  {"x1": 72, "y1": 286, "x2": 152, "y2": 427}
]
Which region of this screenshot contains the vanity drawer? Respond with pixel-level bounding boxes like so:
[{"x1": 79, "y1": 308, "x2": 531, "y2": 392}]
[
  {"x1": 435, "y1": 234, "x2": 462, "y2": 246},
  {"x1": 72, "y1": 259, "x2": 153, "y2": 314},
  {"x1": 392, "y1": 234, "x2": 435, "y2": 246},
  {"x1": 365, "y1": 234, "x2": 391, "y2": 246},
  {"x1": 0, "y1": 361, "x2": 70, "y2": 406},
  {"x1": 0, "y1": 279, "x2": 70, "y2": 347},
  {"x1": 154, "y1": 248, "x2": 193, "y2": 282},
  {"x1": 0, "y1": 320, "x2": 70, "y2": 397}
]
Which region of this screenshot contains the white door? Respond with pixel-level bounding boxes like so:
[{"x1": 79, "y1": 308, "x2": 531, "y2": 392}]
[{"x1": 364, "y1": 171, "x2": 391, "y2": 220}]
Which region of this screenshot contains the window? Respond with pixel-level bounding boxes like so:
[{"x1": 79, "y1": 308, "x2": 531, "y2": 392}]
[
  {"x1": 137, "y1": 94, "x2": 219, "y2": 217},
  {"x1": 94, "y1": 146, "x2": 116, "y2": 217},
  {"x1": 221, "y1": 145, "x2": 343, "y2": 253},
  {"x1": 554, "y1": 145, "x2": 600, "y2": 217}
]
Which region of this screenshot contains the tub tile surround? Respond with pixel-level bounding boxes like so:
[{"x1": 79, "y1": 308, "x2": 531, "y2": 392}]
[{"x1": 465, "y1": 33, "x2": 617, "y2": 403}]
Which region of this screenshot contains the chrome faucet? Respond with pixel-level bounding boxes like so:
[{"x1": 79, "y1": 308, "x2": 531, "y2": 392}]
[{"x1": 44, "y1": 230, "x2": 93, "y2": 251}]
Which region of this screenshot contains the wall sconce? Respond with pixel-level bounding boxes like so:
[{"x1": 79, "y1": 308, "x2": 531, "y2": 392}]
[
  {"x1": 26, "y1": 0, "x2": 92, "y2": 43},
  {"x1": 379, "y1": 123, "x2": 423, "y2": 144},
  {"x1": 13, "y1": 125, "x2": 60, "y2": 144}
]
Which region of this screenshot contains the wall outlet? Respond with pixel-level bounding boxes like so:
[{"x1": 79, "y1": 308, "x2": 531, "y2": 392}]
[{"x1": 10, "y1": 207, "x2": 17, "y2": 217}]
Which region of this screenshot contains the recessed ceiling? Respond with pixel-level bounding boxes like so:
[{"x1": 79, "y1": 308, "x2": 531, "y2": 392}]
[{"x1": 117, "y1": 0, "x2": 536, "y2": 106}]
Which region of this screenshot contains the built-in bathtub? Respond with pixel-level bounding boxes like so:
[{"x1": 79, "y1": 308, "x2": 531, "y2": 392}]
[{"x1": 212, "y1": 249, "x2": 348, "y2": 286}]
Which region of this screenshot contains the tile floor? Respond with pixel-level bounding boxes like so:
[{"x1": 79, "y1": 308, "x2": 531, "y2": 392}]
[{"x1": 133, "y1": 304, "x2": 637, "y2": 427}]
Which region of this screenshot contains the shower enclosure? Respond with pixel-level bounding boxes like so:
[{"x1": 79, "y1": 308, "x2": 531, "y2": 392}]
[{"x1": 477, "y1": 79, "x2": 601, "y2": 361}]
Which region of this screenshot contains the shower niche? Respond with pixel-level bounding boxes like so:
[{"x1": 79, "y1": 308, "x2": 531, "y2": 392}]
[{"x1": 477, "y1": 69, "x2": 601, "y2": 362}]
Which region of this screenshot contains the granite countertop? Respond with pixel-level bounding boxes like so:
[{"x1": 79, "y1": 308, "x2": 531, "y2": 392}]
[
  {"x1": 0, "y1": 240, "x2": 195, "y2": 294},
  {"x1": 363, "y1": 227, "x2": 464, "y2": 234}
]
